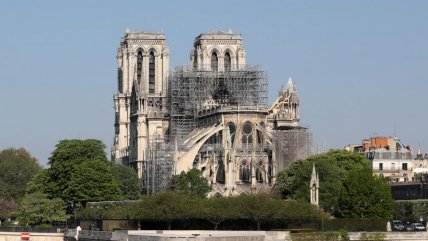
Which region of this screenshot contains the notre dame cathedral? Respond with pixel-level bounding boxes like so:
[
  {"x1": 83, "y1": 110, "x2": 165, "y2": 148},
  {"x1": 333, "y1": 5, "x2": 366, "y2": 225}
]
[{"x1": 112, "y1": 29, "x2": 312, "y2": 196}]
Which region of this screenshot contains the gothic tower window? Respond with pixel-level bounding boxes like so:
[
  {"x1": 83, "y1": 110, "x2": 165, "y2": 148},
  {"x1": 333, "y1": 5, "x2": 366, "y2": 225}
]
[
  {"x1": 118, "y1": 68, "x2": 123, "y2": 92},
  {"x1": 149, "y1": 51, "x2": 155, "y2": 93},
  {"x1": 224, "y1": 52, "x2": 231, "y2": 71},
  {"x1": 137, "y1": 51, "x2": 143, "y2": 83},
  {"x1": 211, "y1": 52, "x2": 218, "y2": 71}
]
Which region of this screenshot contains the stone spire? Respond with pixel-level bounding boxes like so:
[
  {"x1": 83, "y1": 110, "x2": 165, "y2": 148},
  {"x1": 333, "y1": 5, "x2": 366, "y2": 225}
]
[
  {"x1": 269, "y1": 77, "x2": 300, "y2": 127},
  {"x1": 310, "y1": 162, "x2": 319, "y2": 206}
]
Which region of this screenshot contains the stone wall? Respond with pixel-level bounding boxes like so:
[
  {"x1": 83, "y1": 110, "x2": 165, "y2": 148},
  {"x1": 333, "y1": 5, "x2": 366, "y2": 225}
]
[
  {"x1": 349, "y1": 232, "x2": 428, "y2": 241},
  {"x1": 65, "y1": 230, "x2": 288, "y2": 241},
  {"x1": 64, "y1": 229, "x2": 428, "y2": 241}
]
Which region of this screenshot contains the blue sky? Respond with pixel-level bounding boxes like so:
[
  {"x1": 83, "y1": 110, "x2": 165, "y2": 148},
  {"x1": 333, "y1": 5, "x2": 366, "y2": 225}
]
[{"x1": 0, "y1": 1, "x2": 427, "y2": 166}]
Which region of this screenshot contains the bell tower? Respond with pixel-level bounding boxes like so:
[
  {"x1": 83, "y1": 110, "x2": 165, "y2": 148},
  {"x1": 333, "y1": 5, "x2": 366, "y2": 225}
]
[
  {"x1": 190, "y1": 30, "x2": 246, "y2": 71},
  {"x1": 112, "y1": 29, "x2": 169, "y2": 178}
]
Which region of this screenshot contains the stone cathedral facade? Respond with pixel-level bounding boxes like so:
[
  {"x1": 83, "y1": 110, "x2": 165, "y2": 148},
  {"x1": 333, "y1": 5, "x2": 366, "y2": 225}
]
[{"x1": 112, "y1": 29, "x2": 311, "y2": 196}]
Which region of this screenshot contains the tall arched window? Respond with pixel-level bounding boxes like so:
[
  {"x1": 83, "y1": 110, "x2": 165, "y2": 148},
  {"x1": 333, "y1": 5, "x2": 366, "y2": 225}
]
[
  {"x1": 137, "y1": 51, "x2": 143, "y2": 83},
  {"x1": 240, "y1": 160, "x2": 250, "y2": 183},
  {"x1": 256, "y1": 161, "x2": 264, "y2": 183},
  {"x1": 228, "y1": 122, "x2": 236, "y2": 148},
  {"x1": 224, "y1": 52, "x2": 231, "y2": 71},
  {"x1": 211, "y1": 52, "x2": 218, "y2": 71},
  {"x1": 118, "y1": 69, "x2": 123, "y2": 92},
  {"x1": 242, "y1": 122, "x2": 253, "y2": 148},
  {"x1": 216, "y1": 158, "x2": 225, "y2": 184},
  {"x1": 149, "y1": 51, "x2": 155, "y2": 93}
]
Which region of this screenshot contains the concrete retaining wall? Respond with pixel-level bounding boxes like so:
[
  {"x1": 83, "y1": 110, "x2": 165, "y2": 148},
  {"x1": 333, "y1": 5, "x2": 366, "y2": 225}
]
[
  {"x1": 64, "y1": 229, "x2": 428, "y2": 241},
  {"x1": 65, "y1": 230, "x2": 290, "y2": 241},
  {"x1": 0, "y1": 232, "x2": 64, "y2": 241},
  {"x1": 349, "y1": 232, "x2": 428, "y2": 241}
]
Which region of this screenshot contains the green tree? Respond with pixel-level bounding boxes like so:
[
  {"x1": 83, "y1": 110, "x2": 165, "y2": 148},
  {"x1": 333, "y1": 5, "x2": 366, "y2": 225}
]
[
  {"x1": 336, "y1": 167, "x2": 393, "y2": 219},
  {"x1": 234, "y1": 194, "x2": 280, "y2": 230},
  {"x1": 48, "y1": 139, "x2": 107, "y2": 165},
  {"x1": 26, "y1": 169, "x2": 53, "y2": 195},
  {"x1": 199, "y1": 197, "x2": 239, "y2": 230},
  {"x1": 0, "y1": 148, "x2": 41, "y2": 200},
  {"x1": 111, "y1": 163, "x2": 141, "y2": 200},
  {"x1": 65, "y1": 160, "x2": 122, "y2": 202},
  {"x1": 28, "y1": 139, "x2": 126, "y2": 203},
  {"x1": 14, "y1": 192, "x2": 69, "y2": 225},
  {"x1": 0, "y1": 197, "x2": 17, "y2": 221},
  {"x1": 167, "y1": 168, "x2": 212, "y2": 197},
  {"x1": 135, "y1": 192, "x2": 190, "y2": 230},
  {"x1": 276, "y1": 150, "x2": 370, "y2": 213},
  {"x1": 47, "y1": 139, "x2": 107, "y2": 200}
]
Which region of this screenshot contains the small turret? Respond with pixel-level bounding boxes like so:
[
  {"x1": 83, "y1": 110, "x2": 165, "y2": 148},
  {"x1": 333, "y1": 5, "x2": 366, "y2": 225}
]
[{"x1": 310, "y1": 162, "x2": 319, "y2": 206}]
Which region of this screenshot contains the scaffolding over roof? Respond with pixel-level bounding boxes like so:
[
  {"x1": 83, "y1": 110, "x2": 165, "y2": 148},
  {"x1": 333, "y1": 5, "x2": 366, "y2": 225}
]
[{"x1": 169, "y1": 65, "x2": 268, "y2": 140}]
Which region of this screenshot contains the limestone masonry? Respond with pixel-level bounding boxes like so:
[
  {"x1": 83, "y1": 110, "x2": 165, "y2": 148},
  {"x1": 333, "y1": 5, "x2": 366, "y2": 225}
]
[{"x1": 112, "y1": 29, "x2": 312, "y2": 196}]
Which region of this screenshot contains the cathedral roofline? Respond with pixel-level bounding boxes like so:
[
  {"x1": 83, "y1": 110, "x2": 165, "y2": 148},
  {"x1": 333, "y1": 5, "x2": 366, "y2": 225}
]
[
  {"x1": 123, "y1": 29, "x2": 166, "y2": 40},
  {"x1": 194, "y1": 30, "x2": 242, "y2": 41}
]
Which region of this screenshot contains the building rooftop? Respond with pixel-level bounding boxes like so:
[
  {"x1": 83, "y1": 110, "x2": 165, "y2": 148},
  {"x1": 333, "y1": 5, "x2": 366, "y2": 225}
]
[
  {"x1": 195, "y1": 30, "x2": 242, "y2": 40},
  {"x1": 123, "y1": 28, "x2": 166, "y2": 40}
]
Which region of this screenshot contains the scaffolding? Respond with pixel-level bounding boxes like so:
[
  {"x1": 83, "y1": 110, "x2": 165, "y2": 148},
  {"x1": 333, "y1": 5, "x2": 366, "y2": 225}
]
[
  {"x1": 273, "y1": 127, "x2": 313, "y2": 170},
  {"x1": 143, "y1": 134, "x2": 175, "y2": 195},
  {"x1": 169, "y1": 65, "x2": 268, "y2": 140}
]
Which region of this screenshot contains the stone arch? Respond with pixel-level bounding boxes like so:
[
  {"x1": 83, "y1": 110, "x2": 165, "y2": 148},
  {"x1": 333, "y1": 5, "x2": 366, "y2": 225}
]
[
  {"x1": 222, "y1": 47, "x2": 235, "y2": 58},
  {"x1": 176, "y1": 124, "x2": 224, "y2": 173},
  {"x1": 135, "y1": 47, "x2": 146, "y2": 55},
  {"x1": 214, "y1": 192, "x2": 222, "y2": 198},
  {"x1": 209, "y1": 47, "x2": 220, "y2": 56},
  {"x1": 132, "y1": 46, "x2": 147, "y2": 55},
  {"x1": 147, "y1": 46, "x2": 160, "y2": 56}
]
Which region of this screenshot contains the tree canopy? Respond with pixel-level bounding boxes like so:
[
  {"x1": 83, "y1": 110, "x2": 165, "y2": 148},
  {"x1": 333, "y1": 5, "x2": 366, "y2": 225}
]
[
  {"x1": 276, "y1": 150, "x2": 392, "y2": 219},
  {"x1": 0, "y1": 197, "x2": 17, "y2": 220},
  {"x1": 13, "y1": 192, "x2": 69, "y2": 225},
  {"x1": 27, "y1": 139, "x2": 140, "y2": 204},
  {"x1": 80, "y1": 192, "x2": 325, "y2": 230},
  {"x1": 111, "y1": 163, "x2": 141, "y2": 200},
  {"x1": 0, "y1": 148, "x2": 41, "y2": 201},
  {"x1": 167, "y1": 168, "x2": 212, "y2": 197},
  {"x1": 65, "y1": 160, "x2": 122, "y2": 202},
  {"x1": 48, "y1": 139, "x2": 107, "y2": 166},
  {"x1": 336, "y1": 167, "x2": 393, "y2": 218}
]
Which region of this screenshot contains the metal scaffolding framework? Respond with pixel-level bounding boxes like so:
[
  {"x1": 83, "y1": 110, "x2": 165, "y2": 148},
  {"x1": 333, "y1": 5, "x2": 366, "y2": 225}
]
[
  {"x1": 141, "y1": 66, "x2": 312, "y2": 194},
  {"x1": 273, "y1": 127, "x2": 313, "y2": 170},
  {"x1": 143, "y1": 134, "x2": 175, "y2": 194},
  {"x1": 169, "y1": 65, "x2": 268, "y2": 140}
]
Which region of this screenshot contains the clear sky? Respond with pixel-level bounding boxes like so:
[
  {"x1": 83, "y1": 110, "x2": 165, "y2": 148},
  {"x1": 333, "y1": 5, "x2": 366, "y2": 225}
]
[{"x1": 0, "y1": 1, "x2": 427, "y2": 166}]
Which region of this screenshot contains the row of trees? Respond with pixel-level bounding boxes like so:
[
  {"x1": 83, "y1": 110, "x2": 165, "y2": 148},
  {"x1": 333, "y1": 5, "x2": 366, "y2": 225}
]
[
  {"x1": 0, "y1": 139, "x2": 141, "y2": 226},
  {"x1": 78, "y1": 192, "x2": 326, "y2": 230},
  {"x1": 2, "y1": 141, "x2": 394, "y2": 227},
  {"x1": 275, "y1": 150, "x2": 393, "y2": 219}
]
